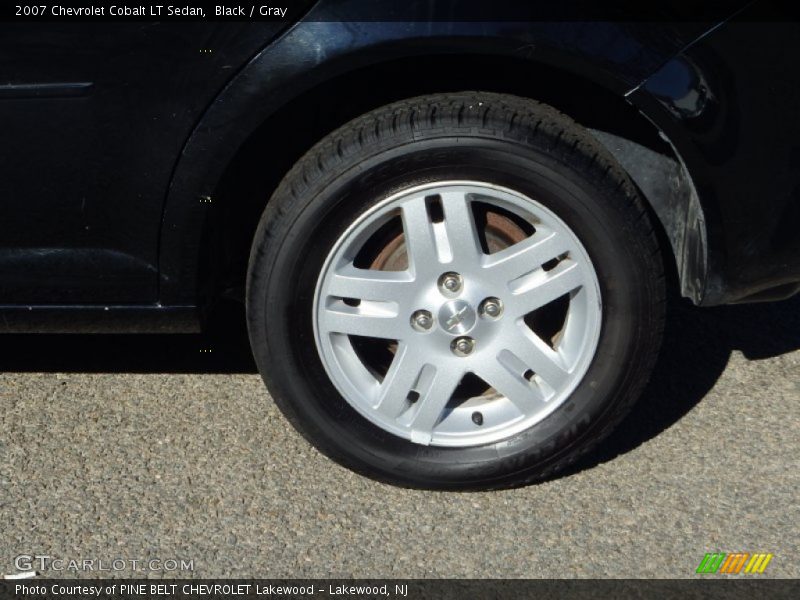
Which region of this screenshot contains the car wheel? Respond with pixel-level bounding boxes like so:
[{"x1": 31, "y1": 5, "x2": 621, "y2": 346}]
[{"x1": 246, "y1": 92, "x2": 665, "y2": 489}]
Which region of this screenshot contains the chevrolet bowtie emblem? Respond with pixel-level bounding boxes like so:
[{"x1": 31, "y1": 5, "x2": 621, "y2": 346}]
[{"x1": 446, "y1": 305, "x2": 469, "y2": 330}]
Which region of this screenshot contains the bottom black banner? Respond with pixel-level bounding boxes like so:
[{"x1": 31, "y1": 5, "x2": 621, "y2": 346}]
[{"x1": 1, "y1": 579, "x2": 799, "y2": 600}]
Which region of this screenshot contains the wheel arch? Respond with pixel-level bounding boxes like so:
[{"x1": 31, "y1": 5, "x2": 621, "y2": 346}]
[{"x1": 158, "y1": 20, "x2": 711, "y2": 308}]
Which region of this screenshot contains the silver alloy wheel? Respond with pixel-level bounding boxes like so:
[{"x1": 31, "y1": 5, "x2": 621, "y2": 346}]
[{"x1": 313, "y1": 181, "x2": 602, "y2": 447}]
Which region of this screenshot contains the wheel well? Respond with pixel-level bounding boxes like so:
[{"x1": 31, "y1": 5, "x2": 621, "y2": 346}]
[{"x1": 211, "y1": 53, "x2": 681, "y2": 300}]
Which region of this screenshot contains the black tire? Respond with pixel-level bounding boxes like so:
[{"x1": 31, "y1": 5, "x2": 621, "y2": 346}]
[{"x1": 246, "y1": 92, "x2": 665, "y2": 490}]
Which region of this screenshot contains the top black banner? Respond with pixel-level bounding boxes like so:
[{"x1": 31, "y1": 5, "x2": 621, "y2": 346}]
[{"x1": 4, "y1": 0, "x2": 800, "y2": 22}]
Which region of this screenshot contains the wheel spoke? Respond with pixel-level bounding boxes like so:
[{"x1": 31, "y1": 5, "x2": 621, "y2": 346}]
[
  {"x1": 327, "y1": 265, "x2": 414, "y2": 305},
  {"x1": 502, "y1": 327, "x2": 570, "y2": 391},
  {"x1": 439, "y1": 191, "x2": 483, "y2": 264},
  {"x1": 404, "y1": 365, "x2": 463, "y2": 445},
  {"x1": 507, "y1": 260, "x2": 585, "y2": 316},
  {"x1": 375, "y1": 343, "x2": 426, "y2": 416},
  {"x1": 483, "y1": 228, "x2": 571, "y2": 285},
  {"x1": 320, "y1": 303, "x2": 404, "y2": 340},
  {"x1": 475, "y1": 357, "x2": 547, "y2": 413},
  {"x1": 400, "y1": 196, "x2": 440, "y2": 273}
]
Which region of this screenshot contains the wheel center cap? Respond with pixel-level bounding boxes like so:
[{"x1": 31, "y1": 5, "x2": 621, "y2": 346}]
[{"x1": 439, "y1": 300, "x2": 476, "y2": 335}]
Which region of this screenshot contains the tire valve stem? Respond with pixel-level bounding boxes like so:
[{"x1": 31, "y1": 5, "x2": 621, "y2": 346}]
[{"x1": 472, "y1": 411, "x2": 483, "y2": 426}]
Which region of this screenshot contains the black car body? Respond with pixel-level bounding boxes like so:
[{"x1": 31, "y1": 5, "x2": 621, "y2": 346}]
[{"x1": 2, "y1": 0, "x2": 798, "y2": 330}]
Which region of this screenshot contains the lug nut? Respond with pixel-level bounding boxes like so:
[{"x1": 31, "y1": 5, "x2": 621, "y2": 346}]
[
  {"x1": 411, "y1": 309, "x2": 433, "y2": 332},
  {"x1": 479, "y1": 297, "x2": 503, "y2": 319},
  {"x1": 438, "y1": 272, "x2": 463, "y2": 295},
  {"x1": 451, "y1": 336, "x2": 475, "y2": 357}
]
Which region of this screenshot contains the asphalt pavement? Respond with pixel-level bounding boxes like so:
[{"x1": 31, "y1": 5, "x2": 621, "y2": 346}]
[{"x1": 1, "y1": 296, "x2": 798, "y2": 579}]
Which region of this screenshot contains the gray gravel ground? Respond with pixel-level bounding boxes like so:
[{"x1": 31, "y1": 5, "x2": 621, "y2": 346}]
[{"x1": 1, "y1": 296, "x2": 798, "y2": 579}]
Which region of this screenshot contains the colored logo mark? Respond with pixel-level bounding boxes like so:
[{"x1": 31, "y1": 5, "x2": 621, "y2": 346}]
[{"x1": 696, "y1": 553, "x2": 773, "y2": 574}]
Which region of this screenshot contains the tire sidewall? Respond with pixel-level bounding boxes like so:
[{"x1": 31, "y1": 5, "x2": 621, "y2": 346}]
[{"x1": 250, "y1": 134, "x2": 655, "y2": 488}]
